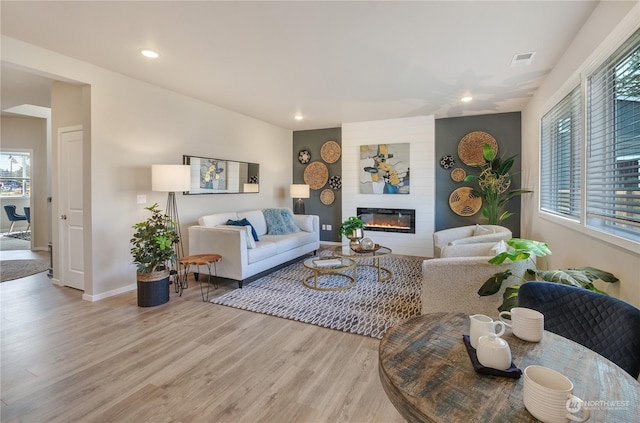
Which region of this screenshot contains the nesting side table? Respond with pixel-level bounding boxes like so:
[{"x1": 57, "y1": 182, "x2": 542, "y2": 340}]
[{"x1": 179, "y1": 254, "x2": 222, "y2": 301}]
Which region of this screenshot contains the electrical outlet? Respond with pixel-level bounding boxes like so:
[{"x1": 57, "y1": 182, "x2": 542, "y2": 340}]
[
  {"x1": 137, "y1": 194, "x2": 147, "y2": 204},
  {"x1": 322, "y1": 224, "x2": 326, "y2": 230}
]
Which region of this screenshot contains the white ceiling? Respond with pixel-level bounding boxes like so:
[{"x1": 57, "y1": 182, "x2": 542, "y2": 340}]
[{"x1": 1, "y1": 1, "x2": 602, "y2": 130}]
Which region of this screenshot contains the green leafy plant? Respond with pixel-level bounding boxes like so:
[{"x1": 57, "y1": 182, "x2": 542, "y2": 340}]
[
  {"x1": 339, "y1": 216, "x2": 365, "y2": 237},
  {"x1": 130, "y1": 203, "x2": 180, "y2": 274},
  {"x1": 477, "y1": 238, "x2": 619, "y2": 311},
  {"x1": 464, "y1": 144, "x2": 532, "y2": 224}
]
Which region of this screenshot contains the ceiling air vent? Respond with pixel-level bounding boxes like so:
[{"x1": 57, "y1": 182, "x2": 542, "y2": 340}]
[{"x1": 511, "y1": 52, "x2": 536, "y2": 67}]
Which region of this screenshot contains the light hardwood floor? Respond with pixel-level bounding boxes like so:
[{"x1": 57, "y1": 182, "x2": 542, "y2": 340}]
[{"x1": 0, "y1": 256, "x2": 405, "y2": 423}]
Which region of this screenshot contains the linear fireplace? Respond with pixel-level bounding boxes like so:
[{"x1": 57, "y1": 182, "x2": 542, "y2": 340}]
[{"x1": 357, "y1": 207, "x2": 416, "y2": 234}]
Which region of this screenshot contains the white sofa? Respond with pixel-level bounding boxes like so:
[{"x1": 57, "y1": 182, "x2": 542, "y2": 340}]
[
  {"x1": 422, "y1": 241, "x2": 534, "y2": 316},
  {"x1": 432, "y1": 224, "x2": 512, "y2": 258},
  {"x1": 189, "y1": 208, "x2": 320, "y2": 288}
]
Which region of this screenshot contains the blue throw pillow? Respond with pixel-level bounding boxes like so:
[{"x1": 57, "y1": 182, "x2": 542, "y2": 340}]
[
  {"x1": 226, "y1": 219, "x2": 259, "y2": 241},
  {"x1": 263, "y1": 208, "x2": 300, "y2": 235}
]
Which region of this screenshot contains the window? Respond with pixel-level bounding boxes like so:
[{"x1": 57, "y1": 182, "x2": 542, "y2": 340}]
[
  {"x1": 587, "y1": 29, "x2": 640, "y2": 242},
  {"x1": 0, "y1": 152, "x2": 31, "y2": 198},
  {"x1": 540, "y1": 86, "x2": 582, "y2": 220}
]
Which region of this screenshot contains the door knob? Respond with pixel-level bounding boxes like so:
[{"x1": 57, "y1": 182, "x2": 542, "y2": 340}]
[{"x1": 61, "y1": 214, "x2": 67, "y2": 220}]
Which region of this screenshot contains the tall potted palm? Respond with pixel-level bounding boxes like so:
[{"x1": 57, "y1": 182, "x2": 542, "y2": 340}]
[
  {"x1": 130, "y1": 203, "x2": 180, "y2": 307},
  {"x1": 464, "y1": 144, "x2": 532, "y2": 224}
]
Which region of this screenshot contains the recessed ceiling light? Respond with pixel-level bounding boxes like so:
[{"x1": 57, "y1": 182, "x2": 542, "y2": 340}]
[
  {"x1": 461, "y1": 96, "x2": 473, "y2": 102},
  {"x1": 294, "y1": 114, "x2": 303, "y2": 120},
  {"x1": 140, "y1": 49, "x2": 160, "y2": 59}
]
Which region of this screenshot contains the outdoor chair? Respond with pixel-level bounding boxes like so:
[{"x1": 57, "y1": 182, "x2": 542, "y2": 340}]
[
  {"x1": 3, "y1": 204, "x2": 28, "y2": 232},
  {"x1": 518, "y1": 281, "x2": 640, "y2": 378}
]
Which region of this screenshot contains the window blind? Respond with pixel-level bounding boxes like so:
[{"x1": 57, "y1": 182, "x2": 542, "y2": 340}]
[
  {"x1": 540, "y1": 86, "x2": 582, "y2": 219},
  {"x1": 586, "y1": 28, "x2": 640, "y2": 241}
]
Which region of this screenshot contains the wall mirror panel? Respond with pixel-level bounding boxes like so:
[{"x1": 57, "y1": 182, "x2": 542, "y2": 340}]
[{"x1": 183, "y1": 155, "x2": 259, "y2": 194}]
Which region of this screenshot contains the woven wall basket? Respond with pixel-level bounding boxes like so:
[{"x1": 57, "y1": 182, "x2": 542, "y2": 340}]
[
  {"x1": 458, "y1": 131, "x2": 498, "y2": 166},
  {"x1": 303, "y1": 161, "x2": 329, "y2": 190},
  {"x1": 320, "y1": 189, "x2": 335, "y2": 205},
  {"x1": 451, "y1": 168, "x2": 466, "y2": 182},
  {"x1": 320, "y1": 140, "x2": 341, "y2": 163},
  {"x1": 449, "y1": 187, "x2": 482, "y2": 216}
]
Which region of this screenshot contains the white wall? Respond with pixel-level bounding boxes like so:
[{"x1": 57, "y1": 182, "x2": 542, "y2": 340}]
[
  {"x1": 0, "y1": 116, "x2": 49, "y2": 250},
  {"x1": 342, "y1": 116, "x2": 435, "y2": 257},
  {"x1": 2, "y1": 36, "x2": 293, "y2": 300},
  {"x1": 521, "y1": 2, "x2": 640, "y2": 308}
]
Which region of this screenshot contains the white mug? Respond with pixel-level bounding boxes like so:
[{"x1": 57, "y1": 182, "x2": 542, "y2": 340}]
[
  {"x1": 499, "y1": 307, "x2": 544, "y2": 342},
  {"x1": 469, "y1": 314, "x2": 505, "y2": 349},
  {"x1": 523, "y1": 365, "x2": 590, "y2": 422}
]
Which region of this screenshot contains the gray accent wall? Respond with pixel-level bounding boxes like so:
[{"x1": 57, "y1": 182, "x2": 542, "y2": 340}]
[
  {"x1": 435, "y1": 112, "x2": 523, "y2": 237},
  {"x1": 293, "y1": 128, "x2": 342, "y2": 242}
]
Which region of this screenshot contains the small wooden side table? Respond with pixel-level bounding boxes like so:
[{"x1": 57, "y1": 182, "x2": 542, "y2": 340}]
[{"x1": 179, "y1": 254, "x2": 222, "y2": 302}]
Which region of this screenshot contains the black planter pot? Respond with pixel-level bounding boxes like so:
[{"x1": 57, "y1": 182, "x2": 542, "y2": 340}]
[{"x1": 137, "y1": 270, "x2": 170, "y2": 307}]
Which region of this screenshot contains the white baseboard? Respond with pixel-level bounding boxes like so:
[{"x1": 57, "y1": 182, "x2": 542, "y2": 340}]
[{"x1": 82, "y1": 284, "x2": 136, "y2": 302}]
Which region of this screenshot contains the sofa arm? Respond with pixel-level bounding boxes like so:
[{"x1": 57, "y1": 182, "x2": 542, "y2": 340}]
[
  {"x1": 449, "y1": 231, "x2": 512, "y2": 246},
  {"x1": 188, "y1": 225, "x2": 248, "y2": 277},
  {"x1": 294, "y1": 214, "x2": 320, "y2": 233}
]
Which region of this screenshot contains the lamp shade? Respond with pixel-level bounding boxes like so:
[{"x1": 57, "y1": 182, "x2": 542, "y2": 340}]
[
  {"x1": 152, "y1": 164, "x2": 190, "y2": 192},
  {"x1": 290, "y1": 184, "x2": 310, "y2": 199}
]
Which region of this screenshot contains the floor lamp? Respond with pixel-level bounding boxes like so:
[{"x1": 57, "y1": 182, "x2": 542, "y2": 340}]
[
  {"x1": 290, "y1": 184, "x2": 310, "y2": 215},
  {"x1": 152, "y1": 165, "x2": 191, "y2": 281}
]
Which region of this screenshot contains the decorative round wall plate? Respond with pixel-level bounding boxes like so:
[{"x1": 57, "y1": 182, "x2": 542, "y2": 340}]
[
  {"x1": 320, "y1": 189, "x2": 335, "y2": 205},
  {"x1": 458, "y1": 131, "x2": 498, "y2": 165},
  {"x1": 329, "y1": 175, "x2": 342, "y2": 190},
  {"x1": 449, "y1": 187, "x2": 482, "y2": 216},
  {"x1": 298, "y1": 149, "x2": 311, "y2": 164},
  {"x1": 303, "y1": 161, "x2": 329, "y2": 190},
  {"x1": 440, "y1": 155, "x2": 455, "y2": 169},
  {"x1": 451, "y1": 168, "x2": 466, "y2": 182},
  {"x1": 320, "y1": 140, "x2": 341, "y2": 163}
]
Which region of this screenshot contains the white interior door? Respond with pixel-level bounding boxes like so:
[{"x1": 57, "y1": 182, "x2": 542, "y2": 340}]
[{"x1": 59, "y1": 127, "x2": 84, "y2": 290}]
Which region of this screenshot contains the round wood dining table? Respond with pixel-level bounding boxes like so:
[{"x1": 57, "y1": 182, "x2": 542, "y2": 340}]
[{"x1": 379, "y1": 312, "x2": 640, "y2": 423}]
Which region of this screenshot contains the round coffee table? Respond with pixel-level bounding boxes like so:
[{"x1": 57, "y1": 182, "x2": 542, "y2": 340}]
[
  {"x1": 331, "y1": 245, "x2": 393, "y2": 282},
  {"x1": 302, "y1": 257, "x2": 356, "y2": 291}
]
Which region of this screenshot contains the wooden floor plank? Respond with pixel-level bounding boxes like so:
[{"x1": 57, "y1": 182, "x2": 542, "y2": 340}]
[{"x1": 0, "y1": 264, "x2": 405, "y2": 423}]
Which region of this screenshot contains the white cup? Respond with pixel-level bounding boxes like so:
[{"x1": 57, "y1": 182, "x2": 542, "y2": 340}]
[
  {"x1": 523, "y1": 365, "x2": 590, "y2": 423},
  {"x1": 469, "y1": 314, "x2": 505, "y2": 349},
  {"x1": 499, "y1": 307, "x2": 544, "y2": 342}
]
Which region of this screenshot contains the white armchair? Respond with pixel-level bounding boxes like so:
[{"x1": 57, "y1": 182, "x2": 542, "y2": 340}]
[
  {"x1": 421, "y1": 242, "x2": 534, "y2": 316},
  {"x1": 432, "y1": 224, "x2": 512, "y2": 258}
]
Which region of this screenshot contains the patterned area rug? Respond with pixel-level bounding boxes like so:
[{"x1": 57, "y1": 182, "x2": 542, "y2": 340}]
[
  {"x1": 0, "y1": 259, "x2": 49, "y2": 282},
  {"x1": 211, "y1": 252, "x2": 423, "y2": 339}
]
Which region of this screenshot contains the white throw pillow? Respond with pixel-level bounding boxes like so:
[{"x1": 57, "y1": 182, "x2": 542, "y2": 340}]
[
  {"x1": 491, "y1": 240, "x2": 507, "y2": 255},
  {"x1": 473, "y1": 224, "x2": 493, "y2": 236}
]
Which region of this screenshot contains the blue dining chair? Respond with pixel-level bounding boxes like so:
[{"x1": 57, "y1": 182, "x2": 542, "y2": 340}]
[
  {"x1": 3, "y1": 205, "x2": 28, "y2": 232},
  {"x1": 24, "y1": 206, "x2": 31, "y2": 231},
  {"x1": 518, "y1": 281, "x2": 640, "y2": 378}
]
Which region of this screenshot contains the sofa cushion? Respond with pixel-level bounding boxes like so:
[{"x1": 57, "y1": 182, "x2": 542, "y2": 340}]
[
  {"x1": 199, "y1": 212, "x2": 239, "y2": 227},
  {"x1": 263, "y1": 208, "x2": 300, "y2": 235},
  {"x1": 238, "y1": 210, "x2": 267, "y2": 236},
  {"x1": 261, "y1": 231, "x2": 316, "y2": 254},
  {"x1": 246, "y1": 241, "x2": 278, "y2": 264}
]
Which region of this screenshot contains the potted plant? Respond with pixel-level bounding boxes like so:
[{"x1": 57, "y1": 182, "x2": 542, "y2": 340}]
[
  {"x1": 478, "y1": 238, "x2": 619, "y2": 311},
  {"x1": 130, "y1": 203, "x2": 180, "y2": 307},
  {"x1": 339, "y1": 216, "x2": 366, "y2": 247},
  {"x1": 464, "y1": 143, "x2": 532, "y2": 224}
]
